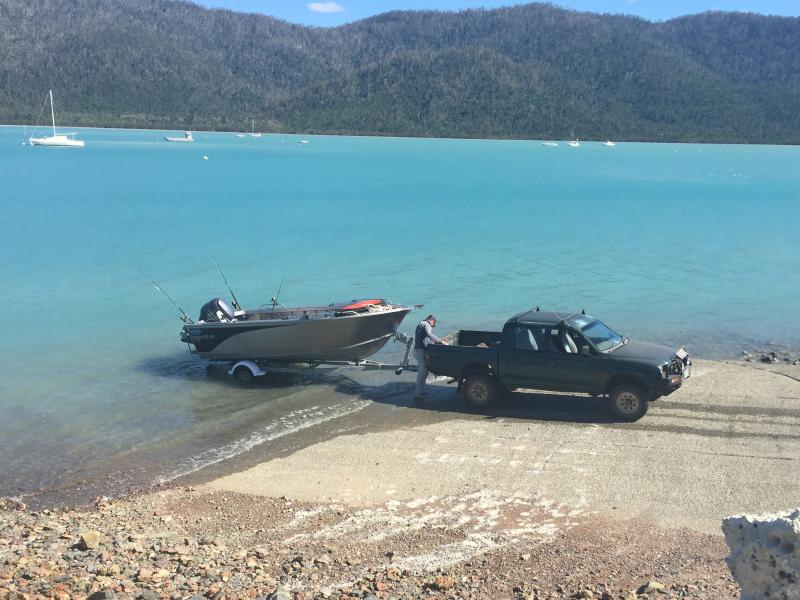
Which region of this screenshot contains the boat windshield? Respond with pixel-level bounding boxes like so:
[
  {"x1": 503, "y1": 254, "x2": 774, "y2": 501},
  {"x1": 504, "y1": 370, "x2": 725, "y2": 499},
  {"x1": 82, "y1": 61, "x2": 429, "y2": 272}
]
[{"x1": 576, "y1": 318, "x2": 623, "y2": 351}]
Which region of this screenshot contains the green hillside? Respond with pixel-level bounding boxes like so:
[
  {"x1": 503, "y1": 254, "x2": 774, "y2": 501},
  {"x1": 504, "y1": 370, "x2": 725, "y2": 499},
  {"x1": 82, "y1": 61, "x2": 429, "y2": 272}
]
[{"x1": 2, "y1": 0, "x2": 799, "y2": 143}]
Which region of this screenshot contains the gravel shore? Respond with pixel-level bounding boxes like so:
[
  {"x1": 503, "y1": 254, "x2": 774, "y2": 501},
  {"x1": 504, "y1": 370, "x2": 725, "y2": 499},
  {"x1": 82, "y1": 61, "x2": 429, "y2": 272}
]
[
  {"x1": 0, "y1": 489, "x2": 737, "y2": 599},
  {"x1": 3, "y1": 358, "x2": 798, "y2": 599}
]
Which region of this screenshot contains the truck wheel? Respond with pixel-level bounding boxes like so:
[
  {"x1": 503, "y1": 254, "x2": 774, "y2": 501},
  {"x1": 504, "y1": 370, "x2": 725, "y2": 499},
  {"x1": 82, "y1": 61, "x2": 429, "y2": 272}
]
[
  {"x1": 463, "y1": 374, "x2": 498, "y2": 407},
  {"x1": 607, "y1": 385, "x2": 649, "y2": 421},
  {"x1": 234, "y1": 366, "x2": 255, "y2": 386}
]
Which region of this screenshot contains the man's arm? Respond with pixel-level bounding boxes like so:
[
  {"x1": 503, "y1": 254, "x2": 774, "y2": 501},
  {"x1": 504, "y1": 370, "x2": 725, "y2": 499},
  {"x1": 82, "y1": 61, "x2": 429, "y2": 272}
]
[{"x1": 423, "y1": 321, "x2": 443, "y2": 345}]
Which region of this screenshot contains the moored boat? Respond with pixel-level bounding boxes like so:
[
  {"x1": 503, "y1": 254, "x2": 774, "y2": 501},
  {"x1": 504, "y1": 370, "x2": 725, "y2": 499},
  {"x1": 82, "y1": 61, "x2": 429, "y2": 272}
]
[
  {"x1": 28, "y1": 90, "x2": 85, "y2": 147},
  {"x1": 164, "y1": 131, "x2": 194, "y2": 142}
]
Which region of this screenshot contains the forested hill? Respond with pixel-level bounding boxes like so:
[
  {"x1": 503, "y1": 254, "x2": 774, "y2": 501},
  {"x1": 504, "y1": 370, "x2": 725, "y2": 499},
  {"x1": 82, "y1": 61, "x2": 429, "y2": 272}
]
[{"x1": 2, "y1": 0, "x2": 799, "y2": 143}]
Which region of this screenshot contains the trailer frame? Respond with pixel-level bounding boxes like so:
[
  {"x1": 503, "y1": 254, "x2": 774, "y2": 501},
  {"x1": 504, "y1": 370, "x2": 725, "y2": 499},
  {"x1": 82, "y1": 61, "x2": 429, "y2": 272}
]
[{"x1": 217, "y1": 332, "x2": 417, "y2": 384}]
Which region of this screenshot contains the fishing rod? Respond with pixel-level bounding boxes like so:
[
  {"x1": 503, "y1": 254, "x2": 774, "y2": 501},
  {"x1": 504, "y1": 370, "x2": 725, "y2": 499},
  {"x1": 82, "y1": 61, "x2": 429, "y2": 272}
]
[
  {"x1": 136, "y1": 267, "x2": 194, "y2": 323},
  {"x1": 270, "y1": 275, "x2": 285, "y2": 311},
  {"x1": 214, "y1": 259, "x2": 241, "y2": 311}
]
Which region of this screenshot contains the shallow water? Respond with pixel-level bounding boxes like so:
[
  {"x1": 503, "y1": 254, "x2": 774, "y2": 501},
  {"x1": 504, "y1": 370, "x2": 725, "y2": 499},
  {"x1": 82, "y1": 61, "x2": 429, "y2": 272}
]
[{"x1": 1, "y1": 126, "x2": 798, "y2": 504}]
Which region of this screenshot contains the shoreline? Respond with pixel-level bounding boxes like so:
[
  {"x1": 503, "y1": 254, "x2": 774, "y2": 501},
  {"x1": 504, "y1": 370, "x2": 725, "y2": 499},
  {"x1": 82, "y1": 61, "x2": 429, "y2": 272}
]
[
  {"x1": 2, "y1": 358, "x2": 798, "y2": 598},
  {"x1": 7, "y1": 357, "x2": 800, "y2": 512},
  {"x1": 3, "y1": 123, "x2": 800, "y2": 147}
]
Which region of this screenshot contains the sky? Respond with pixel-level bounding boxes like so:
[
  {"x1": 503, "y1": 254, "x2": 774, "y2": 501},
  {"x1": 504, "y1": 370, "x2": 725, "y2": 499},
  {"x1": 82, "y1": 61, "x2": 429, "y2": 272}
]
[{"x1": 193, "y1": 0, "x2": 800, "y2": 27}]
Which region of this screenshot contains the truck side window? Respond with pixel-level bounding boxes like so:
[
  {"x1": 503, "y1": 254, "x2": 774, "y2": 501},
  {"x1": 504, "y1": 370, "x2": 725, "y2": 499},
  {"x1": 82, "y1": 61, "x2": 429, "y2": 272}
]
[
  {"x1": 548, "y1": 328, "x2": 577, "y2": 354},
  {"x1": 514, "y1": 327, "x2": 539, "y2": 351},
  {"x1": 548, "y1": 329, "x2": 562, "y2": 353},
  {"x1": 570, "y1": 329, "x2": 590, "y2": 352}
]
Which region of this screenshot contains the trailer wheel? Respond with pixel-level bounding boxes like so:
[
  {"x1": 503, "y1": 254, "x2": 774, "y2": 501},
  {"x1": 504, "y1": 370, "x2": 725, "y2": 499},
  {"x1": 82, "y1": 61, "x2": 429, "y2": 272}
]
[
  {"x1": 463, "y1": 374, "x2": 499, "y2": 407},
  {"x1": 233, "y1": 365, "x2": 255, "y2": 386},
  {"x1": 607, "y1": 385, "x2": 649, "y2": 421}
]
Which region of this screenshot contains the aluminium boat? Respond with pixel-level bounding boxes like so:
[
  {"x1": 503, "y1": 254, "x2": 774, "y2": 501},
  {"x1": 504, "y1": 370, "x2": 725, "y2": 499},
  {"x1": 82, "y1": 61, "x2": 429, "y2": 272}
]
[
  {"x1": 181, "y1": 297, "x2": 412, "y2": 362},
  {"x1": 164, "y1": 131, "x2": 194, "y2": 142}
]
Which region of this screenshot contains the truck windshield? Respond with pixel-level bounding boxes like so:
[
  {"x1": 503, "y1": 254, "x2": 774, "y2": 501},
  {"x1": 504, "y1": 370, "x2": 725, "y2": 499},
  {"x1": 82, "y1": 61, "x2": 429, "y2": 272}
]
[{"x1": 580, "y1": 320, "x2": 623, "y2": 351}]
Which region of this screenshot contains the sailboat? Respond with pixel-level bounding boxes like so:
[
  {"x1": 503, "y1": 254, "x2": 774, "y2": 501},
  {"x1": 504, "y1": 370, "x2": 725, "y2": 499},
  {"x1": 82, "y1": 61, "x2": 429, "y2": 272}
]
[
  {"x1": 28, "y1": 90, "x2": 85, "y2": 147},
  {"x1": 568, "y1": 138, "x2": 580, "y2": 148},
  {"x1": 250, "y1": 119, "x2": 262, "y2": 138}
]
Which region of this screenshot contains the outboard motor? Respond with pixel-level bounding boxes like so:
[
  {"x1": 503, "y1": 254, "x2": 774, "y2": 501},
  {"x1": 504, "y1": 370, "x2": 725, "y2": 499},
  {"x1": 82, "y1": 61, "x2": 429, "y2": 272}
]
[{"x1": 199, "y1": 298, "x2": 236, "y2": 322}]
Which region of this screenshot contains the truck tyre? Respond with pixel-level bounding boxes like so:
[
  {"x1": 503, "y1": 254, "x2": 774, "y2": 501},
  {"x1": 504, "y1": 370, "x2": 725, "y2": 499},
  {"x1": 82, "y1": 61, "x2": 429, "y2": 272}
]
[
  {"x1": 463, "y1": 374, "x2": 499, "y2": 407},
  {"x1": 234, "y1": 365, "x2": 255, "y2": 386},
  {"x1": 607, "y1": 384, "x2": 649, "y2": 421}
]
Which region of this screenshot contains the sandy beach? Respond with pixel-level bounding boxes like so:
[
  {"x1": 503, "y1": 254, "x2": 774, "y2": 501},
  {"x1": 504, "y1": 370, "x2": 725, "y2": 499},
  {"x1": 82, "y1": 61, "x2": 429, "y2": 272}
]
[{"x1": 2, "y1": 359, "x2": 799, "y2": 599}]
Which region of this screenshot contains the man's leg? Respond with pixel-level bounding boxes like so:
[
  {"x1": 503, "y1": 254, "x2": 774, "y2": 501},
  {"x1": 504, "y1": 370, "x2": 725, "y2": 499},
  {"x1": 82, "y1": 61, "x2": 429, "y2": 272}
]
[{"x1": 414, "y1": 349, "x2": 427, "y2": 398}]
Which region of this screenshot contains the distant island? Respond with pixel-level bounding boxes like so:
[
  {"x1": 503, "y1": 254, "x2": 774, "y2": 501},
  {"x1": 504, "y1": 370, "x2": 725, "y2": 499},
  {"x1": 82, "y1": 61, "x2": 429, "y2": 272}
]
[{"x1": 2, "y1": 0, "x2": 799, "y2": 143}]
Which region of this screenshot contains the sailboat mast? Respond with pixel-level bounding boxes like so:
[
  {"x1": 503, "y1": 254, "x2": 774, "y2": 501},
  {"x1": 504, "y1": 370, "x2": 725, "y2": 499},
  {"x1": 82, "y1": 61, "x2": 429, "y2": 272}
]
[{"x1": 49, "y1": 90, "x2": 56, "y2": 136}]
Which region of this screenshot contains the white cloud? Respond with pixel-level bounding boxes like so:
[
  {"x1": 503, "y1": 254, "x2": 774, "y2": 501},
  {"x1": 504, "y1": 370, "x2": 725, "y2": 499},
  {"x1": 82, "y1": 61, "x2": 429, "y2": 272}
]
[{"x1": 308, "y1": 2, "x2": 345, "y2": 13}]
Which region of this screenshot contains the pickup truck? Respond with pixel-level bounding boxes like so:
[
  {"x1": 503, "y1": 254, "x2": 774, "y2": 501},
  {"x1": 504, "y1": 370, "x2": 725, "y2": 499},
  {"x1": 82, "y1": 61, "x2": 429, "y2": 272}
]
[{"x1": 425, "y1": 308, "x2": 691, "y2": 421}]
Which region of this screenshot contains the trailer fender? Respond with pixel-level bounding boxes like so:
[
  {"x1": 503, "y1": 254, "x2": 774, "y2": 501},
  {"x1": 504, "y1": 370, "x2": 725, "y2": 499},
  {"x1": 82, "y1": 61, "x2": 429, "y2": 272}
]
[{"x1": 228, "y1": 360, "x2": 267, "y2": 380}]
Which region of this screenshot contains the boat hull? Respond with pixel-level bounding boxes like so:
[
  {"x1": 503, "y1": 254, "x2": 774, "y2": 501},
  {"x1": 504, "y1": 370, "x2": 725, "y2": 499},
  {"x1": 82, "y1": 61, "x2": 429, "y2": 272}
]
[
  {"x1": 183, "y1": 307, "x2": 412, "y2": 362},
  {"x1": 29, "y1": 136, "x2": 84, "y2": 147}
]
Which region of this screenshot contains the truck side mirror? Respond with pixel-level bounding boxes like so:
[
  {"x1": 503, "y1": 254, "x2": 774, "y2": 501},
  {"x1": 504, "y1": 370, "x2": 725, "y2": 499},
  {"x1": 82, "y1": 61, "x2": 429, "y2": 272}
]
[{"x1": 580, "y1": 345, "x2": 591, "y2": 355}]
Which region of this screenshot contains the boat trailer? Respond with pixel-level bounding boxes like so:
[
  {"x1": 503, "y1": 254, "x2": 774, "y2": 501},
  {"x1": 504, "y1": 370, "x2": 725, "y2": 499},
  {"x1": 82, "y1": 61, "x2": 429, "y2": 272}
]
[{"x1": 216, "y1": 332, "x2": 417, "y2": 385}]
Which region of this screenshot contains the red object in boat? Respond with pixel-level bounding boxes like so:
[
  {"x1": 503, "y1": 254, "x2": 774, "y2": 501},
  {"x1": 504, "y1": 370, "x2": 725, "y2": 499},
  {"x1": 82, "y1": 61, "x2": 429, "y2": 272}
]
[{"x1": 341, "y1": 299, "x2": 384, "y2": 311}]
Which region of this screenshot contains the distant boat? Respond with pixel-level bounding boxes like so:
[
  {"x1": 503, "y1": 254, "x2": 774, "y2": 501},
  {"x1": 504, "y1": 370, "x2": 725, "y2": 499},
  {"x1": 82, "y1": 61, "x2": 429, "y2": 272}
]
[
  {"x1": 603, "y1": 140, "x2": 616, "y2": 147},
  {"x1": 250, "y1": 119, "x2": 262, "y2": 138},
  {"x1": 568, "y1": 138, "x2": 580, "y2": 148},
  {"x1": 541, "y1": 141, "x2": 559, "y2": 147},
  {"x1": 164, "y1": 131, "x2": 194, "y2": 143},
  {"x1": 234, "y1": 133, "x2": 246, "y2": 138},
  {"x1": 299, "y1": 140, "x2": 310, "y2": 144},
  {"x1": 28, "y1": 90, "x2": 85, "y2": 148}
]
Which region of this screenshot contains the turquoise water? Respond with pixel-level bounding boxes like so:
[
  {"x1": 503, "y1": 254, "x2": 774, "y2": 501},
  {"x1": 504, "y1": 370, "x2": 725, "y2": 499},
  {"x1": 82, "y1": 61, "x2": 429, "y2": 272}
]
[{"x1": 1, "y1": 126, "x2": 799, "y2": 504}]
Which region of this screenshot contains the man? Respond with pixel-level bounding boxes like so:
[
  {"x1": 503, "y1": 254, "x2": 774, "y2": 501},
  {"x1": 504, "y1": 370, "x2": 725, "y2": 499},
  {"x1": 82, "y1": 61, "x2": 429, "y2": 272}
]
[{"x1": 414, "y1": 314, "x2": 446, "y2": 402}]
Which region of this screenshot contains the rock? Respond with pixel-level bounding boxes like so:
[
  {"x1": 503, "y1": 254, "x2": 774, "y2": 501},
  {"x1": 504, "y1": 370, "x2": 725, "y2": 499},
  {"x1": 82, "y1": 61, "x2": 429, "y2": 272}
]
[
  {"x1": 636, "y1": 581, "x2": 665, "y2": 594},
  {"x1": 135, "y1": 566, "x2": 154, "y2": 582},
  {"x1": 51, "y1": 584, "x2": 71, "y2": 600},
  {"x1": 761, "y1": 352, "x2": 779, "y2": 364},
  {"x1": 267, "y1": 589, "x2": 292, "y2": 600},
  {"x1": 572, "y1": 590, "x2": 594, "y2": 599},
  {"x1": 254, "y1": 547, "x2": 270, "y2": 559},
  {"x1": 81, "y1": 530, "x2": 103, "y2": 550},
  {"x1": 314, "y1": 554, "x2": 332, "y2": 566},
  {"x1": 432, "y1": 575, "x2": 457, "y2": 590},
  {"x1": 88, "y1": 592, "x2": 117, "y2": 600},
  {"x1": 723, "y1": 508, "x2": 800, "y2": 600}
]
